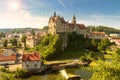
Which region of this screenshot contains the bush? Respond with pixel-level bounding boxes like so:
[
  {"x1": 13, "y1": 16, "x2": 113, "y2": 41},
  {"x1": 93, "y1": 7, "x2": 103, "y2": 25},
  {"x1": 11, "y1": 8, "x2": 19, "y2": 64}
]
[
  {"x1": 0, "y1": 67, "x2": 9, "y2": 73},
  {"x1": 80, "y1": 56, "x2": 87, "y2": 62},
  {"x1": 15, "y1": 68, "x2": 27, "y2": 77}
]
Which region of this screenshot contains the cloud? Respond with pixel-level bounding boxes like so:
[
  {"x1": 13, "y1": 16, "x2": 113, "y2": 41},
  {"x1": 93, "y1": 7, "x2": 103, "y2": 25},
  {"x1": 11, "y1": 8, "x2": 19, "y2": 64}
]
[
  {"x1": 58, "y1": 0, "x2": 66, "y2": 8},
  {"x1": 0, "y1": 10, "x2": 49, "y2": 29},
  {"x1": 78, "y1": 14, "x2": 120, "y2": 29}
]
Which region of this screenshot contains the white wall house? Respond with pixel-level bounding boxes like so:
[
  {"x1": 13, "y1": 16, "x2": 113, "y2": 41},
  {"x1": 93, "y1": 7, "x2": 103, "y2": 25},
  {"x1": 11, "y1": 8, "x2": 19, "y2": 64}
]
[
  {"x1": 89, "y1": 32, "x2": 105, "y2": 39},
  {"x1": 0, "y1": 49, "x2": 19, "y2": 65},
  {"x1": 22, "y1": 52, "x2": 42, "y2": 70},
  {"x1": 110, "y1": 33, "x2": 120, "y2": 38},
  {"x1": 2, "y1": 49, "x2": 17, "y2": 56}
]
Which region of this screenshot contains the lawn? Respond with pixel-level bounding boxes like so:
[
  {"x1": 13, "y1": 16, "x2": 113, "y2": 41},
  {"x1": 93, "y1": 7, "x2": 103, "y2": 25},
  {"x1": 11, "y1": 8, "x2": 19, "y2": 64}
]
[{"x1": 53, "y1": 49, "x2": 88, "y2": 60}]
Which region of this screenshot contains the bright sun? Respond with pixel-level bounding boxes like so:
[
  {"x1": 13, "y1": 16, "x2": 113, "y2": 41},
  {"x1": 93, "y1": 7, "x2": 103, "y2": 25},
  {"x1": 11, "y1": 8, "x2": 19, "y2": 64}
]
[{"x1": 8, "y1": 0, "x2": 20, "y2": 11}]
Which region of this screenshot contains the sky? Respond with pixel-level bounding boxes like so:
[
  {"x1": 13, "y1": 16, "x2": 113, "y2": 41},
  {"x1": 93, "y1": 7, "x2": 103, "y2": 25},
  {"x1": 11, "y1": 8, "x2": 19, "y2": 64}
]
[{"x1": 0, "y1": 0, "x2": 120, "y2": 29}]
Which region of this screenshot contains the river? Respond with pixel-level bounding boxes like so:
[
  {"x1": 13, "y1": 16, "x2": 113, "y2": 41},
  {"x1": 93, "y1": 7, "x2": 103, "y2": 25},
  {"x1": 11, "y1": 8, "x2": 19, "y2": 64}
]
[{"x1": 23, "y1": 67, "x2": 93, "y2": 80}]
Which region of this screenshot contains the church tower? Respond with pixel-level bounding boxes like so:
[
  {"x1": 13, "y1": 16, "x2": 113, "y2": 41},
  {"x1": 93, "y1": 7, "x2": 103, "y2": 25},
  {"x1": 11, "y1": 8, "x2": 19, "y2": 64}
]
[{"x1": 71, "y1": 14, "x2": 76, "y2": 24}]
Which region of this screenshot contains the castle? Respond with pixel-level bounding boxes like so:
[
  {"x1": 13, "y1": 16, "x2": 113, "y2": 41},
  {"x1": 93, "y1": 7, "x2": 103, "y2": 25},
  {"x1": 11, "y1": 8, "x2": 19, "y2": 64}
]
[{"x1": 48, "y1": 12, "x2": 87, "y2": 37}]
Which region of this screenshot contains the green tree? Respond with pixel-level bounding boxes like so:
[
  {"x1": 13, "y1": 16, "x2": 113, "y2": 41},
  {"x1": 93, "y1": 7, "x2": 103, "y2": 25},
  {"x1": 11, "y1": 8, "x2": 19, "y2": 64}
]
[
  {"x1": 31, "y1": 29, "x2": 35, "y2": 36},
  {"x1": 28, "y1": 34, "x2": 63, "y2": 60},
  {"x1": 0, "y1": 32, "x2": 5, "y2": 37},
  {"x1": 3, "y1": 39, "x2": 8, "y2": 47},
  {"x1": 21, "y1": 35, "x2": 26, "y2": 46},
  {"x1": 97, "y1": 38, "x2": 111, "y2": 53},
  {"x1": 91, "y1": 39, "x2": 97, "y2": 47},
  {"x1": 91, "y1": 60, "x2": 120, "y2": 80},
  {"x1": 10, "y1": 38, "x2": 18, "y2": 47},
  {"x1": 17, "y1": 42, "x2": 22, "y2": 48},
  {"x1": 15, "y1": 68, "x2": 26, "y2": 77},
  {"x1": 43, "y1": 26, "x2": 49, "y2": 30},
  {"x1": 87, "y1": 25, "x2": 120, "y2": 35},
  {"x1": 91, "y1": 49, "x2": 120, "y2": 80},
  {"x1": 91, "y1": 39, "x2": 98, "y2": 51}
]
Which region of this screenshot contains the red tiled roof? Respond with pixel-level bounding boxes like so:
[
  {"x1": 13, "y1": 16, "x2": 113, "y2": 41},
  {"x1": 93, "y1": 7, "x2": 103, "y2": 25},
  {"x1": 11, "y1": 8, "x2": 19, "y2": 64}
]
[
  {"x1": 113, "y1": 39, "x2": 120, "y2": 43},
  {"x1": 91, "y1": 32, "x2": 105, "y2": 35},
  {"x1": 22, "y1": 52, "x2": 40, "y2": 61},
  {"x1": 0, "y1": 55, "x2": 16, "y2": 61}
]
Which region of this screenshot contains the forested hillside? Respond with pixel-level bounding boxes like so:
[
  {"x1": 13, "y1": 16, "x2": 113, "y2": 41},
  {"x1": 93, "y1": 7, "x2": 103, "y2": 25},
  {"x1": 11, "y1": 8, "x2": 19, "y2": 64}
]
[{"x1": 87, "y1": 26, "x2": 120, "y2": 34}]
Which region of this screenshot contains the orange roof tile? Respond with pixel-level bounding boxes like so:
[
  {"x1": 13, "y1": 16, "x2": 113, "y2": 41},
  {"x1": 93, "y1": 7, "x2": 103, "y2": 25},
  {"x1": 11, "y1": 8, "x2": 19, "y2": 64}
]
[
  {"x1": 91, "y1": 32, "x2": 105, "y2": 35},
  {"x1": 0, "y1": 55, "x2": 16, "y2": 61},
  {"x1": 22, "y1": 52, "x2": 40, "y2": 61}
]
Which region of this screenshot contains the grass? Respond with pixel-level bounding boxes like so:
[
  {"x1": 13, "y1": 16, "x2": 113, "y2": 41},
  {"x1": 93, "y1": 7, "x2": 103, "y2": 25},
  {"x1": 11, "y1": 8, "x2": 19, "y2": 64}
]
[{"x1": 53, "y1": 49, "x2": 88, "y2": 60}]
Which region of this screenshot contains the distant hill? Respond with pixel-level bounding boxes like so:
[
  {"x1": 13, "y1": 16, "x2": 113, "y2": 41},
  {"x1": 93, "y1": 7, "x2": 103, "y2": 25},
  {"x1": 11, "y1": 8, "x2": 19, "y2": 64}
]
[
  {"x1": 0, "y1": 29, "x2": 12, "y2": 33},
  {"x1": 87, "y1": 26, "x2": 120, "y2": 34},
  {"x1": 0, "y1": 28, "x2": 42, "y2": 33}
]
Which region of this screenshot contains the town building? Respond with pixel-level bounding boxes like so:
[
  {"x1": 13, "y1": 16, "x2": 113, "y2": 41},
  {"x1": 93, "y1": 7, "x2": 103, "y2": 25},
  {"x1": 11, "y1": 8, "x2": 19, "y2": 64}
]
[
  {"x1": 22, "y1": 52, "x2": 42, "y2": 70},
  {"x1": 0, "y1": 54, "x2": 16, "y2": 65},
  {"x1": 26, "y1": 32, "x2": 46, "y2": 48},
  {"x1": 110, "y1": 39, "x2": 120, "y2": 46},
  {"x1": 0, "y1": 49, "x2": 20, "y2": 64},
  {"x1": 1, "y1": 49, "x2": 17, "y2": 56},
  {"x1": 88, "y1": 32, "x2": 105, "y2": 39},
  {"x1": 110, "y1": 33, "x2": 120, "y2": 38},
  {"x1": 48, "y1": 12, "x2": 87, "y2": 38}
]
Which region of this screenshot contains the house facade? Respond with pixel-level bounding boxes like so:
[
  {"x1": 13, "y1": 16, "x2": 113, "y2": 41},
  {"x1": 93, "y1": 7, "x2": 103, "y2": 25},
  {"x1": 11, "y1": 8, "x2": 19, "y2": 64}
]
[
  {"x1": 0, "y1": 49, "x2": 21, "y2": 64},
  {"x1": 88, "y1": 32, "x2": 105, "y2": 39},
  {"x1": 0, "y1": 54, "x2": 16, "y2": 64},
  {"x1": 110, "y1": 39, "x2": 120, "y2": 46},
  {"x1": 110, "y1": 33, "x2": 120, "y2": 38},
  {"x1": 1, "y1": 49, "x2": 17, "y2": 56},
  {"x1": 26, "y1": 33, "x2": 45, "y2": 48},
  {"x1": 22, "y1": 52, "x2": 41, "y2": 70},
  {"x1": 48, "y1": 12, "x2": 87, "y2": 38}
]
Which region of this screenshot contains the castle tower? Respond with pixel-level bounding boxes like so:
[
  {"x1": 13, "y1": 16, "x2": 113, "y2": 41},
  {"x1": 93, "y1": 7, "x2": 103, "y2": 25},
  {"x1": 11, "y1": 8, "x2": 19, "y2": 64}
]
[
  {"x1": 54, "y1": 12, "x2": 56, "y2": 17},
  {"x1": 71, "y1": 14, "x2": 76, "y2": 24}
]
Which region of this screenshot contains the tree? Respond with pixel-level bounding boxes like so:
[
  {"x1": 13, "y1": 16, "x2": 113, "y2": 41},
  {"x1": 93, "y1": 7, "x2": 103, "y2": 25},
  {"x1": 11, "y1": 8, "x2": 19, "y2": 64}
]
[
  {"x1": 15, "y1": 68, "x2": 26, "y2": 77},
  {"x1": 91, "y1": 60, "x2": 120, "y2": 80},
  {"x1": 87, "y1": 25, "x2": 120, "y2": 35},
  {"x1": 97, "y1": 38, "x2": 111, "y2": 53},
  {"x1": 91, "y1": 48, "x2": 120, "y2": 80},
  {"x1": 17, "y1": 42, "x2": 22, "y2": 48},
  {"x1": 43, "y1": 26, "x2": 49, "y2": 30},
  {"x1": 0, "y1": 32, "x2": 5, "y2": 37},
  {"x1": 3, "y1": 39, "x2": 8, "y2": 47},
  {"x1": 91, "y1": 39, "x2": 97, "y2": 47},
  {"x1": 91, "y1": 39, "x2": 98, "y2": 51},
  {"x1": 31, "y1": 29, "x2": 35, "y2": 36},
  {"x1": 21, "y1": 35, "x2": 26, "y2": 46},
  {"x1": 10, "y1": 38, "x2": 18, "y2": 47}
]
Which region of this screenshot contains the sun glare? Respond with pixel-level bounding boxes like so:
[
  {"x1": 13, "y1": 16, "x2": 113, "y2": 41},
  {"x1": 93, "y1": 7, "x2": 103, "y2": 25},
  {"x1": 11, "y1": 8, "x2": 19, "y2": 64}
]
[{"x1": 8, "y1": 0, "x2": 20, "y2": 11}]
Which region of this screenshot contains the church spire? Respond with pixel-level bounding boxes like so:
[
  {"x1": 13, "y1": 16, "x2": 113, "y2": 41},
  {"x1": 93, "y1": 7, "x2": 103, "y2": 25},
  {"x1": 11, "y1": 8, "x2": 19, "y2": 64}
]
[{"x1": 71, "y1": 14, "x2": 76, "y2": 24}]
